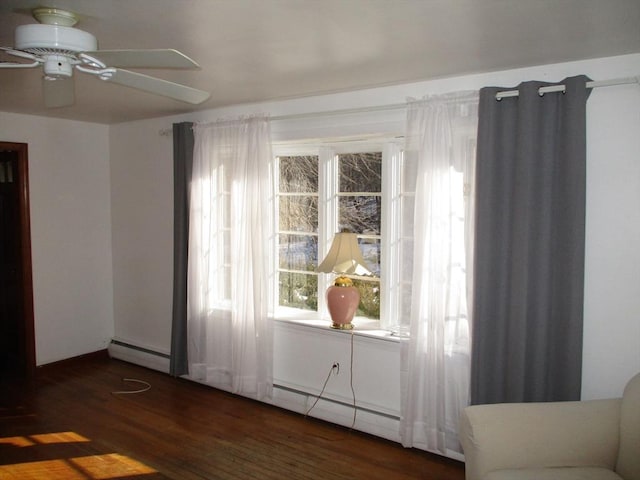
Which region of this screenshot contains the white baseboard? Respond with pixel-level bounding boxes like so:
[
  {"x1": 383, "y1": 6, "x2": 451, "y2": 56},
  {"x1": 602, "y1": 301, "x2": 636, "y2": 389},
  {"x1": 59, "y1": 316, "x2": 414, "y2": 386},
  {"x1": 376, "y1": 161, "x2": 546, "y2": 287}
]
[{"x1": 108, "y1": 338, "x2": 170, "y2": 374}]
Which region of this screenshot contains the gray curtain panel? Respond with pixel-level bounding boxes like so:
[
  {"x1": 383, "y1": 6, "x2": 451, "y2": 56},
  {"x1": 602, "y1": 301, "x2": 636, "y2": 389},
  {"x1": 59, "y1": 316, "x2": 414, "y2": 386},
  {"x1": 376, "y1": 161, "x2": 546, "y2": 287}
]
[
  {"x1": 471, "y1": 76, "x2": 591, "y2": 404},
  {"x1": 170, "y1": 122, "x2": 194, "y2": 377}
]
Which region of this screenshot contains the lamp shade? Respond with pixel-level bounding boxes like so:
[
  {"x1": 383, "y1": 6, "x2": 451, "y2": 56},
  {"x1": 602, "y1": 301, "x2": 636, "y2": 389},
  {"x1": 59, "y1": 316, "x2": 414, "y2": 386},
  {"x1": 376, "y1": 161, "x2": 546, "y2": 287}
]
[{"x1": 317, "y1": 232, "x2": 371, "y2": 275}]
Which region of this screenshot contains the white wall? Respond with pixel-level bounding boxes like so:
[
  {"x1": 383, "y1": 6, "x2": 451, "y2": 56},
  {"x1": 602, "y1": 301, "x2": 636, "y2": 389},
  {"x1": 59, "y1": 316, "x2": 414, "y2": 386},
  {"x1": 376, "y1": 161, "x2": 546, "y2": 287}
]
[
  {"x1": 583, "y1": 79, "x2": 640, "y2": 399},
  {"x1": 109, "y1": 116, "x2": 176, "y2": 355},
  {"x1": 0, "y1": 112, "x2": 113, "y2": 365},
  {"x1": 109, "y1": 54, "x2": 640, "y2": 406}
]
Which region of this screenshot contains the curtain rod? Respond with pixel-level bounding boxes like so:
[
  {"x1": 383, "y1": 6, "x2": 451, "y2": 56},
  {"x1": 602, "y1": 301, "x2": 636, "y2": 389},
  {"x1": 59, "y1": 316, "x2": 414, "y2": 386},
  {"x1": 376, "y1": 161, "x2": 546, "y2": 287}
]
[
  {"x1": 270, "y1": 102, "x2": 406, "y2": 122},
  {"x1": 261, "y1": 75, "x2": 639, "y2": 120},
  {"x1": 159, "y1": 75, "x2": 639, "y2": 135},
  {"x1": 158, "y1": 103, "x2": 406, "y2": 136},
  {"x1": 495, "y1": 75, "x2": 639, "y2": 100}
]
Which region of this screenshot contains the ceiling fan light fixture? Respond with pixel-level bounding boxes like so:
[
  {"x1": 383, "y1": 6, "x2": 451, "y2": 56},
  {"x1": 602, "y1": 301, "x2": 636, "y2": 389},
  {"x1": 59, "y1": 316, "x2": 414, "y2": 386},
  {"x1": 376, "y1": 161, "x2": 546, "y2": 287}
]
[
  {"x1": 15, "y1": 24, "x2": 97, "y2": 54},
  {"x1": 32, "y1": 7, "x2": 79, "y2": 27},
  {"x1": 43, "y1": 55, "x2": 73, "y2": 78}
]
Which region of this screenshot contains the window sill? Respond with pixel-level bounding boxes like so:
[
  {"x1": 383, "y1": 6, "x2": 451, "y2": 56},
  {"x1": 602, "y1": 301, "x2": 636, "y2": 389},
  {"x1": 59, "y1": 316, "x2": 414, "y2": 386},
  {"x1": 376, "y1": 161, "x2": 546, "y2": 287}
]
[{"x1": 274, "y1": 315, "x2": 402, "y2": 343}]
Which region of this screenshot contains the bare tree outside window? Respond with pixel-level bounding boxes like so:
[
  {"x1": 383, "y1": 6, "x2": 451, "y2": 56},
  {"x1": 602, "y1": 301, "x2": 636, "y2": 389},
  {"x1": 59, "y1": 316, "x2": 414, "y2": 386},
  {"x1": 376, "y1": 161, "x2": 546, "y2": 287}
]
[
  {"x1": 338, "y1": 152, "x2": 381, "y2": 318},
  {"x1": 278, "y1": 156, "x2": 319, "y2": 311}
]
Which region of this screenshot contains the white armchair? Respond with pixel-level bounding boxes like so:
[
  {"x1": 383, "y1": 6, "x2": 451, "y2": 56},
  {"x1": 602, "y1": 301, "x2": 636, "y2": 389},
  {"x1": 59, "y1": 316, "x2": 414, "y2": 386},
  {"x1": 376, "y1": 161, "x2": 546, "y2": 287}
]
[{"x1": 459, "y1": 372, "x2": 640, "y2": 480}]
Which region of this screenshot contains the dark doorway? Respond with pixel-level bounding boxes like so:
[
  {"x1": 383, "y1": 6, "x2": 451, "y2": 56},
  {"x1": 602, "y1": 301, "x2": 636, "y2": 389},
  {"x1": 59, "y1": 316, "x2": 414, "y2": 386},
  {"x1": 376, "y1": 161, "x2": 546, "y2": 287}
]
[{"x1": 0, "y1": 142, "x2": 35, "y2": 380}]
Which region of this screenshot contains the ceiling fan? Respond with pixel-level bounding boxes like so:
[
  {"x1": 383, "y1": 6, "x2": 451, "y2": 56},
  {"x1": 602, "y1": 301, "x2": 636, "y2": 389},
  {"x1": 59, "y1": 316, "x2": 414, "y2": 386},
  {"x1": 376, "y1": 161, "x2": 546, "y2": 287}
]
[{"x1": 0, "y1": 7, "x2": 210, "y2": 107}]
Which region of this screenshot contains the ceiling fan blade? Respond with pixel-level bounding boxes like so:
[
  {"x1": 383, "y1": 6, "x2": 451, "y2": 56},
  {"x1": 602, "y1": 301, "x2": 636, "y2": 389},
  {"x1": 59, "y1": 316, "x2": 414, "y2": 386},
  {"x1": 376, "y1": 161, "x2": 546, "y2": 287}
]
[
  {"x1": 43, "y1": 76, "x2": 74, "y2": 108},
  {"x1": 0, "y1": 46, "x2": 40, "y2": 68},
  {"x1": 83, "y1": 49, "x2": 200, "y2": 69},
  {"x1": 104, "y1": 69, "x2": 210, "y2": 104},
  {"x1": 0, "y1": 60, "x2": 40, "y2": 69}
]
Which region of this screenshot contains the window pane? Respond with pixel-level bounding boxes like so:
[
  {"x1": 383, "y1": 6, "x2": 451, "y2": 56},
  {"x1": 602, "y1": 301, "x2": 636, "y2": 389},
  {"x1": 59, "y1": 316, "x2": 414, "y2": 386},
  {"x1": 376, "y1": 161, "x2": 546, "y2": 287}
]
[
  {"x1": 339, "y1": 152, "x2": 382, "y2": 193},
  {"x1": 339, "y1": 196, "x2": 381, "y2": 235},
  {"x1": 279, "y1": 156, "x2": 318, "y2": 193},
  {"x1": 353, "y1": 278, "x2": 380, "y2": 319},
  {"x1": 279, "y1": 234, "x2": 317, "y2": 271},
  {"x1": 359, "y1": 238, "x2": 381, "y2": 276},
  {"x1": 279, "y1": 195, "x2": 318, "y2": 232},
  {"x1": 279, "y1": 272, "x2": 318, "y2": 311},
  {"x1": 278, "y1": 155, "x2": 319, "y2": 311}
]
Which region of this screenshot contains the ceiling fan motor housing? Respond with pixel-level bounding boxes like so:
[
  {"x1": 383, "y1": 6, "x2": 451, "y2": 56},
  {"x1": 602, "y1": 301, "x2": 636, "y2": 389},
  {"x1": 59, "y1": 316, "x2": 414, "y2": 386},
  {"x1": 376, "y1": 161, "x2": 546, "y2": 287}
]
[{"x1": 15, "y1": 24, "x2": 97, "y2": 54}]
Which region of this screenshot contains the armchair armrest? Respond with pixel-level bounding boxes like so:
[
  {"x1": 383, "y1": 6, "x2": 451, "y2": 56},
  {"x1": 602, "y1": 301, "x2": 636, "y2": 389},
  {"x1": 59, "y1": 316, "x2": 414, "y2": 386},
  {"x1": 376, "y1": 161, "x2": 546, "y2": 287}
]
[{"x1": 459, "y1": 398, "x2": 621, "y2": 480}]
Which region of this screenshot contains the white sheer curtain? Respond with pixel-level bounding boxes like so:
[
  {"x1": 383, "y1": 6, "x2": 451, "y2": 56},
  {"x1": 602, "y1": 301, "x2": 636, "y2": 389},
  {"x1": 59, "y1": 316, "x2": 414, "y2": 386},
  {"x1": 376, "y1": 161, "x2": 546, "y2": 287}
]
[
  {"x1": 400, "y1": 92, "x2": 478, "y2": 454},
  {"x1": 187, "y1": 115, "x2": 275, "y2": 400}
]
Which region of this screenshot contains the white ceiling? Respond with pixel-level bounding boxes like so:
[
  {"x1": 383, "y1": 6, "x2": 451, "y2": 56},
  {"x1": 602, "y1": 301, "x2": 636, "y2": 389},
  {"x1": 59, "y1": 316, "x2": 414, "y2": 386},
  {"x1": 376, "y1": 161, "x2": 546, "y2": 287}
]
[{"x1": 1, "y1": 0, "x2": 639, "y2": 125}]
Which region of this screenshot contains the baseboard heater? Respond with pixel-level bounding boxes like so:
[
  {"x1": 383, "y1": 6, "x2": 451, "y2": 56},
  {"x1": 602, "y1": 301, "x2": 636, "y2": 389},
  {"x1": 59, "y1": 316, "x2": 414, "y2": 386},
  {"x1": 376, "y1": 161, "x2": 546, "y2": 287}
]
[
  {"x1": 108, "y1": 339, "x2": 170, "y2": 373},
  {"x1": 273, "y1": 383, "x2": 400, "y2": 420}
]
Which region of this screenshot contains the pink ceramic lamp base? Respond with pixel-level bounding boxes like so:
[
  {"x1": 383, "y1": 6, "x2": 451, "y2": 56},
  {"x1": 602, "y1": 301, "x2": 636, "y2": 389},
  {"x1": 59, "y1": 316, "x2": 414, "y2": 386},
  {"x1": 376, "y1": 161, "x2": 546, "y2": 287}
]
[{"x1": 326, "y1": 285, "x2": 360, "y2": 329}]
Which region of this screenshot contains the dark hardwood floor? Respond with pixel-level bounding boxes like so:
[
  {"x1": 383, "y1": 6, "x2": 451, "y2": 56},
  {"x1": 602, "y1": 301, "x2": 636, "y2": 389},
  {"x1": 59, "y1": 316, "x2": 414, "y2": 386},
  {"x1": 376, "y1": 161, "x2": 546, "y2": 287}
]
[{"x1": 0, "y1": 355, "x2": 466, "y2": 479}]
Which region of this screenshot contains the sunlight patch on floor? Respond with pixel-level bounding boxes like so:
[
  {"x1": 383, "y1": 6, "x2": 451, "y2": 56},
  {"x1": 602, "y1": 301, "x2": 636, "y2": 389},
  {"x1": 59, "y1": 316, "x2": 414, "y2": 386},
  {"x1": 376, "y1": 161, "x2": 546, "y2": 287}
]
[
  {"x1": 0, "y1": 436, "x2": 35, "y2": 447},
  {"x1": 0, "y1": 453, "x2": 157, "y2": 479},
  {"x1": 72, "y1": 453, "x2": 158, "y2": 479},
  {"x1": 0, "y1": 431, "x2": 157, "y2": 479},
  {"x1": 0, "y1": 431, "x2": 90, "y2": 448},
  {"x1": 31, "y1": 431, "x2": 90, "y2": 444}
]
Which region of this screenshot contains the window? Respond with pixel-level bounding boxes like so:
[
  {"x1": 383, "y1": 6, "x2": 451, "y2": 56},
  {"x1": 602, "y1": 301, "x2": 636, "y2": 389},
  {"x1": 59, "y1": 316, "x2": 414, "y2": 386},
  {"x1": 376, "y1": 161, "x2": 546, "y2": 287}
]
[{"x1": 275, "y1": 140, "x2": 403, "y2": 329}]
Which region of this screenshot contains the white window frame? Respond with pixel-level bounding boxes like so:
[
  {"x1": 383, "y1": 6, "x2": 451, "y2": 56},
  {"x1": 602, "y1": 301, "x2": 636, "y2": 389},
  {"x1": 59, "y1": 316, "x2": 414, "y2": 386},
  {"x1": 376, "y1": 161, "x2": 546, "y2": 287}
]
[{"x1": 274, "y1": 138, "x2": 403, "y2": 331}]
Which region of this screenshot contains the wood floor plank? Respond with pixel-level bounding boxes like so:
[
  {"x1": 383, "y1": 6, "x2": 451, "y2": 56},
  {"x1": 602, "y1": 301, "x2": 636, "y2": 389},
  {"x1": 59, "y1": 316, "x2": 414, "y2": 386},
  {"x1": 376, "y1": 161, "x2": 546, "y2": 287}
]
[{"x1": 0, "y1": 356, "x2": 465, "y2": 479}]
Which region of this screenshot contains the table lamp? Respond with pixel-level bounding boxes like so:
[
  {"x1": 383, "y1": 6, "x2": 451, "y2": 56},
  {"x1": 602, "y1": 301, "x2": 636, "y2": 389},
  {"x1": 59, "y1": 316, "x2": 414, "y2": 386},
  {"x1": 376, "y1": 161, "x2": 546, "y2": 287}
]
[{"x1": 317, "y1": 231, "x2": 371, "y2": 329}]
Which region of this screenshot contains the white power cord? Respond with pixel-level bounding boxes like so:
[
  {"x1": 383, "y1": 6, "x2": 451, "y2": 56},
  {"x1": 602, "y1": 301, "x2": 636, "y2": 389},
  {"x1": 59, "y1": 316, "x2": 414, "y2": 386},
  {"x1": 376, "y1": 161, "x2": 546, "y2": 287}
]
[
  {"x1": 348, "y1": 329, "x2": 356, "y2": 429},
  {"x1": 304, "y1": 364, "x2": 338, "y2": 417},
  {"x1": 111, "y1": 378, "x2": 151, "y2": 395},
  {"x1": 305, "y1": 329, "x2": 357, "y2": 430}
]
